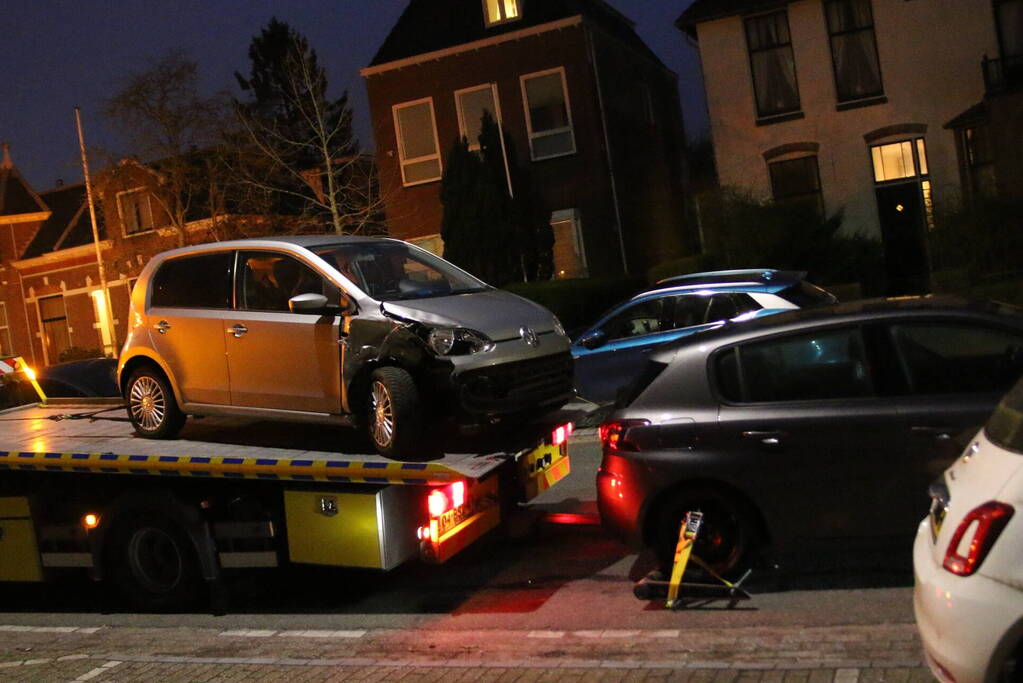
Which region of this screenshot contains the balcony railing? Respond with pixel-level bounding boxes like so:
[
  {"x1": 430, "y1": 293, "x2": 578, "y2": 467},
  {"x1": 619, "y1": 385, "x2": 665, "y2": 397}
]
[{"x1": 983, "y1": 54, "x2": 1023, "y2": 94}]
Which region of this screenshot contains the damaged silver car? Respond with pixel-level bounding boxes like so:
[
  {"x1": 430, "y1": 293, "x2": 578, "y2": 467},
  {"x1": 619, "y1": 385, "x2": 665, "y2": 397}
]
[{"x1": 117, "y1": 236, "x2": 574, "y2": 457}]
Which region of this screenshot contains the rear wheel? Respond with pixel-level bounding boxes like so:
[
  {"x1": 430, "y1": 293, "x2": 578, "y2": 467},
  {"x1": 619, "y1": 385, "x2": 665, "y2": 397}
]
[
  {"x1": 654, "y1": 489, "x2": 756, "y2": 580},
  {"x1": 366, "y1": 367, "x2": 422, "y2": 459},
  {"x1": 107, "y1": 514, "x2": 202, "y2": 611},
  {"x1": 125, "y1": 368, "x2": 185, "y2": 439}
]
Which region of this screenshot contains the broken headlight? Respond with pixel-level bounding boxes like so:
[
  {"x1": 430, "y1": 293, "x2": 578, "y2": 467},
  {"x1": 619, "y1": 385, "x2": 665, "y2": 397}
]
[{"x1": 427, "y1": 327, "x2": 495, "y2": 355}]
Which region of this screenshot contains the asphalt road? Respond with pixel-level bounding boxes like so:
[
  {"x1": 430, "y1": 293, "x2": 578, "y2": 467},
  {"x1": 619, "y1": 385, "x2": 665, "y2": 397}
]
[{"x1": 0, "y1": 431, "x2": 929, "y2": 681}]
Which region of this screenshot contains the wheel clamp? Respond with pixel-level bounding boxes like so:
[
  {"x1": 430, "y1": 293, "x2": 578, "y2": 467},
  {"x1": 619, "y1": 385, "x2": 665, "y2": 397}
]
[{"x1": 633, "y1": 510, "x2": 753, "y2": 609}]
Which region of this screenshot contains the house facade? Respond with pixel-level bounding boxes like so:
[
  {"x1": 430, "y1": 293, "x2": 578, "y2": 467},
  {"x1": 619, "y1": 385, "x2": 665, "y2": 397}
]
[
  {"x1": 362, "y1": 0, "x2": 689, "y2": 279},
  {"x1": 678, "y1": 0, "x2": 1002, "y2": 293}
]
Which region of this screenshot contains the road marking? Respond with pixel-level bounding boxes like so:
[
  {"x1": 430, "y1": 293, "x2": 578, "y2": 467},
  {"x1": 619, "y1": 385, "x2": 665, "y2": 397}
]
[
  {"x1": 219, "y1": 629, "x2": 277, "y2": 637},
  {"x1": 0, "y1": 624, "x2": 102, "y2": 634},
  {"x1": 75, "y1": 661, "x2": 121, "y2": 681},
  {"x1": 276, "y1": 629, "x2": 366, "y2": 638},
  {"x1": 527, "y1": 630, "x2": 565, "y2": 638}
]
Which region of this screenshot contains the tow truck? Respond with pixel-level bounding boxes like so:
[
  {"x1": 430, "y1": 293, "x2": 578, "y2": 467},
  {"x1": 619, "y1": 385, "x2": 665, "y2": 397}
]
[{"x1": 0, "y1": 383, "x2": 573, "y2": 610}]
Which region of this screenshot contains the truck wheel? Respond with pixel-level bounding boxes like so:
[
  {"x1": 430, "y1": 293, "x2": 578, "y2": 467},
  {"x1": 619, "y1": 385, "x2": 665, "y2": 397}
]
[
  {"x1": 126, "y1": 368, "x2": 185, "y2": 439},
  {"x1": 654, "y1": 490, "x2": 755, "y2": 580},
  {"x1": 367, "y1": 367, "x2": 421, "y2": 459},
  {"x1": 107, "y1": 514, "x2": 202, "y2": 611}
]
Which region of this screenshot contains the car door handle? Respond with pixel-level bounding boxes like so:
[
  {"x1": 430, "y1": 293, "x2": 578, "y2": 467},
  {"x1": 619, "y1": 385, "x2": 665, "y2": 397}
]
[
  {"x1": 741, "y1": 430, "x2": 787, "y2": 445},
  {"x1": 228, "y1": 324, "x2": 248, "y2": 338},
  {"x1": 911, "y1": 426, "x2": 952, "y2": 440},
  {"x1": 154, "y1": 320, "x2": 171, "y2": 334}
]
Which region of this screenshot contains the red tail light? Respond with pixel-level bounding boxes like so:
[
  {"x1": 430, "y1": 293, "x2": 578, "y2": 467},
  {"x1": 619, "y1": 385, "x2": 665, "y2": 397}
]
[
  {"x1": 551, "y1": 422, "x2": 574, "y2": 446},
  {"x1": 943, "y1": 501, "x2": 1014, "y2": 576},
  {"x1": 599, "y1": 419, "x2": 651, "y2": 452},
  {"x1": 428, "y1": 481, "x2": 468, "y2": 517}
]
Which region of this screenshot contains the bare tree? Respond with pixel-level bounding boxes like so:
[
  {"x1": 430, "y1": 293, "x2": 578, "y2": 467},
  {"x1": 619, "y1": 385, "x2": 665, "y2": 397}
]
[
  {"x1": 103, "y1": 51, "x2": 231, "y2": 247},
  {"x1": 234, "y1": 19, "x2": 384, "y2": 235}
]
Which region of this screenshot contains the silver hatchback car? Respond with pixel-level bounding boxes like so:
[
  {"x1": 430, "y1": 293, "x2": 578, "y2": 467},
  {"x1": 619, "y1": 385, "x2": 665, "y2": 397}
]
[{"x1": 117, "y1": 236, "x2": 574, "y2": 457}]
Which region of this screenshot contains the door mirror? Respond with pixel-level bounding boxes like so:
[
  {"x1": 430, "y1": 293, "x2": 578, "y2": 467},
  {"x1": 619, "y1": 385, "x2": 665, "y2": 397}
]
[
  {"x1": 288, "y1": 293, "x2": 329, "y2": 314},
  {"x1": 579, "y1": 330, "x2": 608, "y2": 350}
]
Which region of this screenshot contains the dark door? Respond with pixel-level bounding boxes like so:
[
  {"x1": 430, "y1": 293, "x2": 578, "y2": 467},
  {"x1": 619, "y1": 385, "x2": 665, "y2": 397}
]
[{"x1": 875, "y1": 182, "x2": 929, "y2": 295}]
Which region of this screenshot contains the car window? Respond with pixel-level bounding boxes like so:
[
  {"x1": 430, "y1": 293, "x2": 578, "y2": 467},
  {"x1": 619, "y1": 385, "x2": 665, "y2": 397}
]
[
  {"x1": 732, "y1": 327, "x2": 872, "y2": 402},
  {"x1": 601, "y1": 299, "x2": 666, "y2": 340},
  {"x1": 986, "y1": 375, "x2": 1023, "y2": 454},
  {"x1": 891, "y1": 323, "x2": 1023, "y2": 395},
  {"x1": 150, "y1": 252, "x2": 233, "y2": 309},
  {"x1": 705, "y1": 295, "x2": 738, "y2": 323},
  {"x1": 670, "y1": 295, "x2": 708, "y2": 328},
  {"x1": 731, "y1": 293, "x2": 761, "y2": 316},
  {"x1": 238, "y1": 251, "x2": 339, "y2": 312}
]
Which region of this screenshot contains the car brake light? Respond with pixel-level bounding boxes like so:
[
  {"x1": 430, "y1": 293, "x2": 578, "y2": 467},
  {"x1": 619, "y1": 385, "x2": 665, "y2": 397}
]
[
  {"x1": 942, "y1": 501, "x2": 1014, "y2": 576},
  {"x1": 551, "y1": 422, "x2": 573, "y2": 446},
  {"x1": 599, "y1": 419, "x2": 651, "y2": 452}
]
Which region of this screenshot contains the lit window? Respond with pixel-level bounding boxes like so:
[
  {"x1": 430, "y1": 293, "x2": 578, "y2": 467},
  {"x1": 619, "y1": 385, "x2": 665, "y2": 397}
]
[
  {"x1": 871, "y1": 141, "x2": 916, "y2": 182},
  {"x1": 392, "y1": 99, "x2": 442, "y2": 186},
  {"x1": 520, "y1": 68, "x2": 576, "y2": 161},
  {"x1": 117, "y1": 188, "x2": 155, "y2": 236},
  {"x1": 455, "y1": 85, "x2": 500, "y2": 151},
  {"x1": 744, "y1": 11, "x2": 801, "y2": 119},
  {"x1": 483, "y1": 0, "x2": 520, "y2": 26},
  {"x1": 824, "y1": 0, "x2": 884, "y2": 103}
]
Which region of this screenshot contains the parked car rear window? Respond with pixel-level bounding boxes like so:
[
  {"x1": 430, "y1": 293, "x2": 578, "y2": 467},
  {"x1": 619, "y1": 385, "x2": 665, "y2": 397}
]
[
  {"x1": 891, "y1": 323, "x2": 1023, "y2": 395},
  {"x1": 151, "y1": 252, "x2": 233, "y2": 309},
  {"x1": 986, "y1": 376, "x2": 1023, "y2": 454}
]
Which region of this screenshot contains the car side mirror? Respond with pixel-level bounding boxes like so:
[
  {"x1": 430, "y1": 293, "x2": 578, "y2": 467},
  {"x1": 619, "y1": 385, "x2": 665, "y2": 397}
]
[
  {"x1": 288, "y1": 293, "x2": 330, "y2": 314},
  {"x1": 579, "y1": 330, "x2": 607, "y2": 350}
]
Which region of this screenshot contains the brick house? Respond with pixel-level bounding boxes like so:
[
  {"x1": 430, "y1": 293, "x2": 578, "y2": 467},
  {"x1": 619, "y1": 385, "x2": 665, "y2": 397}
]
[
  {"x1": 677, "y1": 0, "x2": 1003, "y2": 293},
  {"x1": 361, "y1": 0, "x2": 689, "y2": 279}
]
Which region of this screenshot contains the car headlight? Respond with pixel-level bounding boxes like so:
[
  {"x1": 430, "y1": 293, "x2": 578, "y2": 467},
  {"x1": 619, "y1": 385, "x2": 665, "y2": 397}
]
[
  {"x1": 552, "y1": 316, "x2": 567, "y2": 338},
  {"x1": 427, "y1": 327, "x2": 495, "y2": 355}
]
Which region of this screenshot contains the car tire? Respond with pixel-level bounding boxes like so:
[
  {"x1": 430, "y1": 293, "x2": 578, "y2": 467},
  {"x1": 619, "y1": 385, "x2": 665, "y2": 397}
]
[
  {"x1": 125, "y1": 368, "x2": 185, "y2": 439},
  {"x1": 654, "y1": 489, "x2": 756, "y2": 580},
  {"x1": 106, "y1": 513, "x2": 203, "y2": 611},
  {"x1": 366, "y1": 367, "x2": 422, "y2": 459}
]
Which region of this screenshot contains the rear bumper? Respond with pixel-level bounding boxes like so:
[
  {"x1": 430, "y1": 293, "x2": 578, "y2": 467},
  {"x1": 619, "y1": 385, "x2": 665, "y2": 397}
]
[{"x1": 913, "y1": 518, "x2": 1020, "y2": 683}]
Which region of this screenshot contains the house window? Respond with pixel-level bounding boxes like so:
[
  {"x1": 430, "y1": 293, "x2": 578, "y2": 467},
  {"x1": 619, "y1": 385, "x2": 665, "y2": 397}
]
[
  {"x1": 392, "y1": 98, "x2": 442, "y2": 186},
  {"x1": 824, "y1": 0, "x2": 884, "y2": 103},
  {"x1": 117, "y1": 188, "x2": 155, "y2": 236},
  {"x1": 550, "y1": 210, "x2": 587, "y2": 279},
  {"x1": 0, "y1": 302, "x2": 12, "y2": 356},
  {"x1": 483, "y1": 0, "x2": 520, "y2": 26},
  {"x1": 38, "y1": 295, "x2": 71, "y2": 366},
  {"x1": 963, "y1": 126, "x2": 996, "y2": 197},
  {"x1": 521, "y1": 68, "x2": 576, "y2": 161},
  {"x1": 768, "y1": 156, "x2": 823, "y2": 214},
  {"x1": 455, "y1": 84, "x2": 501, "y2": 151},
  {"x1": 744, "y1": 11, "x2": 801, "y2": 119}
]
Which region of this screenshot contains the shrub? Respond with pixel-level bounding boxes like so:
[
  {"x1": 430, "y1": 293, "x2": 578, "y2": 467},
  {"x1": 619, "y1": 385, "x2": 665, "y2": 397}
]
[
  {"x1": 504, "y1": 276, "x2": 647, "y2": 334},
  {"x1": 930, "y1": 195, "x2": 1023, "y2": 283}
]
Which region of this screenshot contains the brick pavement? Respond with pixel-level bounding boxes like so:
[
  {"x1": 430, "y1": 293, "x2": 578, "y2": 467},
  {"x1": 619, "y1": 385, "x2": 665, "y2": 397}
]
[{"x1": 0, "y1": 622, "x2": 932, "y2": 681}]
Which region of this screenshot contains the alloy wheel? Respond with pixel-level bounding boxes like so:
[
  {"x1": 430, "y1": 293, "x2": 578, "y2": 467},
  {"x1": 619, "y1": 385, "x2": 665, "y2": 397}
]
[
  {"x1": 129, "y1": 376, "x2": 166, "y2": 431},
  {"x1": 370, "y1": 380, "x2": 394, "y2": 447}
]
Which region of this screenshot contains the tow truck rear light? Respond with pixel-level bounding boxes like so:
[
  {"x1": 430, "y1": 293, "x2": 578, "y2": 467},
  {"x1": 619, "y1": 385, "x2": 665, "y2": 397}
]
[
  {"x1": 427, "y1": 481, "x2": 468, "y2": 517},
  {"x1": 551, "y1": 422, "x2": 574, "y2": 446},
  {"x1": 942, "y1": 501, "x2": 1014, "y2": 576},
  {"x1": 599, "y1": 419, "x2": 651, "y2": 452}
]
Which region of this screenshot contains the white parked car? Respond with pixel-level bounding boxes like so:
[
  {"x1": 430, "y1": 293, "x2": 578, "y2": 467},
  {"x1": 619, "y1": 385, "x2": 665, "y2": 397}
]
[{"x1": 914, "y1": 376, "x2": 1023, "y2": 683}]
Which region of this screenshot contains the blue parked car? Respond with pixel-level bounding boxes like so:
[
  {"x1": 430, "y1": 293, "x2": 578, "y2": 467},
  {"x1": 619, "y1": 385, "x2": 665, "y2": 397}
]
[{"x1": 571, "y1": 270, "x2": 838, "y2": 403}]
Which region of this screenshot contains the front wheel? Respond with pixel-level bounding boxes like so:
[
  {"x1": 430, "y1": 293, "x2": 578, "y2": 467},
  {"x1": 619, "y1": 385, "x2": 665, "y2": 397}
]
[
  {"x1": 654, "y1": 490, "x2": 757, "y2": 580},
  {"x1": 366, "y1": 367, "x2": 422, "y2": 459},
  {"x1": 125, "y1": 368, "x2": 185, "y2": 439}
]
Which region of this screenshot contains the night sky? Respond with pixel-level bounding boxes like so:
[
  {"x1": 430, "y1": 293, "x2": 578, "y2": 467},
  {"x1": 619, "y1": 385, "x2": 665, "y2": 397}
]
[{"x1": 3, "y1": 0, "x2": 704, "y2": 191}]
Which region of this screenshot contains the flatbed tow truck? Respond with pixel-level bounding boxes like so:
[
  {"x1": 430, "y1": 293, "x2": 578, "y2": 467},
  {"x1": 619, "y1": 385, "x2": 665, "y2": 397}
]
[{"x1": 0, "y1": 399, "x2": 573, "y2": 609}]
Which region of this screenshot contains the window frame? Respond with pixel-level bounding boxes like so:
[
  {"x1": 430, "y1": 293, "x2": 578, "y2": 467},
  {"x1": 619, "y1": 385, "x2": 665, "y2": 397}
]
[
  {"x1": 822, "y1": 0, "x2": 885, "y2": 105},
  {"x1": 391, "y1": 97, "x2": 443, "y2": 187},
  {"x1": 454, "y1": 83, "x2": 503, "y2": 152},
  {"x1": 116, "y1": 187, "x2": 156, "y2": 237},
  {"x1": 0, "y1": 302, "x2": 13, "y2": 357},
  {"x1": 149, "y1": 251, "x2": 235, "y2": 310},
  {"x1": 519, "y1": 67, "x2": 577, "y2": 162},
  {"x1": 768, "y1": 154, "x2": 825, "y2": 215},
  {"x1": 743, "y1": 10, "x2": 802, "y2": 121},
  {"x1": 482, "y1": 0, "x2": 521, "y2": 27}
]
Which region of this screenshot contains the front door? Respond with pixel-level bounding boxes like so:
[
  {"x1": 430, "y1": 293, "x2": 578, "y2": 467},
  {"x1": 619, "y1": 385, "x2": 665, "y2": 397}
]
[{"x1": 224, "y1": 250, "x2": 342, "y2": 413}]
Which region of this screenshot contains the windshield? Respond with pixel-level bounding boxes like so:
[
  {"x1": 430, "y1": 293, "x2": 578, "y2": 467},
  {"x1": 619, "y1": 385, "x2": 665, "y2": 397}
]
[
  {"x1": 313, "y1": 242, "x2": 487, "y2": 301},
  {"x1": 986, "y1": 375, "x2": 1023, "y2": 454}
]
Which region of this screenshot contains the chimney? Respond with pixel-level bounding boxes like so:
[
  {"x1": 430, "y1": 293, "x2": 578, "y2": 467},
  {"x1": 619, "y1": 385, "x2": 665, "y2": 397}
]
[{"x1": 1, "y1": 142, "x2": 11, "y2": 169}]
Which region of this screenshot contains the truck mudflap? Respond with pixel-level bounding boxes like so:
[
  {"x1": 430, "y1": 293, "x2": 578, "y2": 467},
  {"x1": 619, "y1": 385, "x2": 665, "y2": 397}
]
[{"x1": 418, "y1": 420, "x2": 574, "y2": 564}]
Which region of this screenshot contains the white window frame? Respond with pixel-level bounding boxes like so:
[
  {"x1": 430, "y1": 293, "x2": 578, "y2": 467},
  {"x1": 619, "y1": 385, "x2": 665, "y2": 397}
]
[
  {"x1": 519, "y1": 67, "x2": 577, "y2": 161},
  {"x1": 454, "y1": 83, "x2": 503, "y2": 152},
  {"x1": 116, "y1": 187, "x2": 156, "y2": 237},
  {"x1": 392, "y1": 97, "x2": 443, "y2": 187},
  {"x1": 0, "y1": 302, "x2": 12, "y2": 356},
  {"x1": 482, "y1": 0, "x2": 521, "y2": 27}
]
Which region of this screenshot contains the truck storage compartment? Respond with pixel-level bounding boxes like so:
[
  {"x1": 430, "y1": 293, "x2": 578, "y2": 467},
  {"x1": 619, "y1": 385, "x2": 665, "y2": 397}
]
[{"x1": 0, "y1": 497, "x2": 42, "y2": 582}]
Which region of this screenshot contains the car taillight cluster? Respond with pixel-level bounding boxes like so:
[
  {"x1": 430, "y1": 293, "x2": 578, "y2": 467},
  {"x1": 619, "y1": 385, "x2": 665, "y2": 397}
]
[
  {"x1": 942, "y1": 501, "x2": 1014, "y2": 576},
  {"x1": 418, "y1": 481, "x2": 468, "y2": 542},
  {"x1": 599, "y1": 419, "x2": 651, "y2": 452},
  {"x1": 551, "y1": 422, "x2": 574, "y2": 446}
]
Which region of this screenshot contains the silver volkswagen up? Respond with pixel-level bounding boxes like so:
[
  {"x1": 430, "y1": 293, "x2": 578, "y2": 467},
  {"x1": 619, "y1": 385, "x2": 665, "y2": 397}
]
[{"x1": 117, "y1": 236, "x2": 574, "y2": 457}]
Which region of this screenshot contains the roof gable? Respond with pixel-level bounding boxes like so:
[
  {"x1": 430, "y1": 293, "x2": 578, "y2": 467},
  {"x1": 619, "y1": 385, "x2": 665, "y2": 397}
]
[
  {"x1": 0, "y1": 165, "x2": 50, "y2": 219},
  {"x1": 676, "y1": 0, "x2": 790, "y2": 36},
  {"x1": 22, "y1": 184, "x2": 104, "y2": 259}
]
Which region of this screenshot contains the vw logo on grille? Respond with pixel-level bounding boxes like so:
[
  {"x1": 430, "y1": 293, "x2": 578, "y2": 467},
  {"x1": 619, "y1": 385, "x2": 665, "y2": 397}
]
[{"x1": 520, "y1": 326, "x2": 539, "y2": 347}]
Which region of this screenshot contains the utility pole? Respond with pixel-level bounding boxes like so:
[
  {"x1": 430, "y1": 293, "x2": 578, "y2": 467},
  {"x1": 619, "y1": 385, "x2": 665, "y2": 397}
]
[{"x1": 74, "y1": 107, "x2": 118, "y2": 358}]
